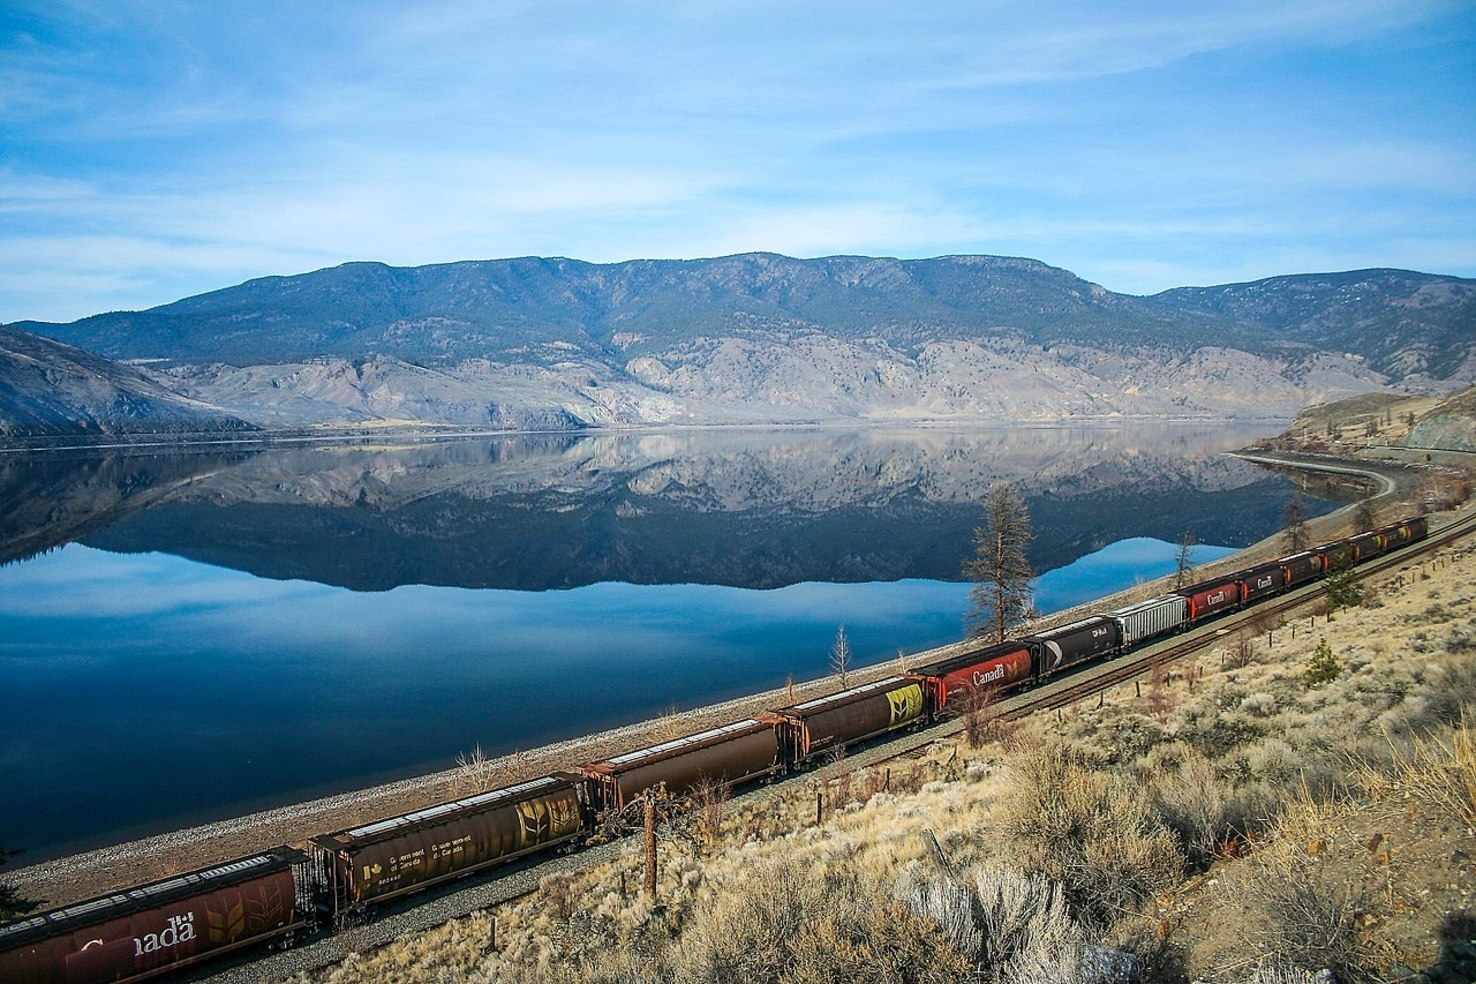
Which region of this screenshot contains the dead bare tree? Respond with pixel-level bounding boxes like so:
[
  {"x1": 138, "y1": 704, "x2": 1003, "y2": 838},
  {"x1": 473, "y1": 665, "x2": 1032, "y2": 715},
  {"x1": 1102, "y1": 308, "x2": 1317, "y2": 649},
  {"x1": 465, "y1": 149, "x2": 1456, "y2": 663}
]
[
  {"x1": 961, "y1": 683, "x2": 1000, "y2": 748},
  {"x1": 687, "y1": 776, "x2": 730, "y2": 856},
  {"x1": 452, "y1": 744, "x2": 495, "y2": 795},
  {"x1": 829, "y1": 625, "x2": 852, "y2": 688},
  {"x1": 1282, "y1": 494, "x2": 1310, "y2": 553},
  {"x1": 1174, "y1": 529, "x2": 1196, "y2": 590},
  {"x1": 965, "y1": 481, "x2": 1034, "y2": 643}
]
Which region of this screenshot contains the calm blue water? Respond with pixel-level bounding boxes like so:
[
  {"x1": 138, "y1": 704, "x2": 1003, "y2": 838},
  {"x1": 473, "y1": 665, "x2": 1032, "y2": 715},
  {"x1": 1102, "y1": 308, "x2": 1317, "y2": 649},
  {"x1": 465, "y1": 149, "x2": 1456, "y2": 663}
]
[
  {"x1": 0, "y1": 425, "x2": 1322, "y2": 857},
  {"x1": 0, "y1": 537, "x2": 1235, "y2": 857}
]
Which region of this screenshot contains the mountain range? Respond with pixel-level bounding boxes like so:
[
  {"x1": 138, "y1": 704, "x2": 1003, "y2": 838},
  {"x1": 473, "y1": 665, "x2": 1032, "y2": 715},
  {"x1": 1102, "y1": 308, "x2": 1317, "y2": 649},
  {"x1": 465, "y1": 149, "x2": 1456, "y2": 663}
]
[{"x1": 4, "y1": 254, "x2": 1474, "y2": 436}]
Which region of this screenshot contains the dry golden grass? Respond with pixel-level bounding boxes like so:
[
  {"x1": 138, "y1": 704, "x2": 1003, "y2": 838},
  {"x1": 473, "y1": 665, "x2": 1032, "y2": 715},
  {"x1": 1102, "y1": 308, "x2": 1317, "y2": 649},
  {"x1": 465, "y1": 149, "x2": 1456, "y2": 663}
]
[{"x1": 1353, "y1": 710, "x2": 1476, "y2": 828}]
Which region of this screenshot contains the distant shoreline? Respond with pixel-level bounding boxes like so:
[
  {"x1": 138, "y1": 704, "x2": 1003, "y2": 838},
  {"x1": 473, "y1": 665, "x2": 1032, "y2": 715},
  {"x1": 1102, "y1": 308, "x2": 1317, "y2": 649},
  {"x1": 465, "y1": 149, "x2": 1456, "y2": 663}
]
[{"x1": 0, "y1": 413, "x2": 1295, "y2": 454}]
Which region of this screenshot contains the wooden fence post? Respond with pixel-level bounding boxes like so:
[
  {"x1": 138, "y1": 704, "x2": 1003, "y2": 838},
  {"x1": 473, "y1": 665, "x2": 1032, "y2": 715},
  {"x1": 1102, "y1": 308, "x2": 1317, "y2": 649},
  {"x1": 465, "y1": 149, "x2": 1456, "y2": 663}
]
[{"x1": 644, "y1": 794, "x2": 657, "y2": 898}]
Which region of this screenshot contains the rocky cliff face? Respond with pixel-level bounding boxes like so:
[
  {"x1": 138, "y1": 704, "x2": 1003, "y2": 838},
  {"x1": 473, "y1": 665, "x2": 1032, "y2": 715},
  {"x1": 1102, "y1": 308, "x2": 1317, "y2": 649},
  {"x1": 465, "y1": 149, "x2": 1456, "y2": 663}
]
[
  {"x1": 7, "y1": 254, "x2": 1472, "y2": 432},
  {"x1": 143, "y1": 335, "x2": 1387, "y2": 430},
  {"x1": 1404, "y1": 386, "x2": 1476, "y2": 451},
  {"x1": 0, "y1": 325, "x2": 253, "y2": 438}
]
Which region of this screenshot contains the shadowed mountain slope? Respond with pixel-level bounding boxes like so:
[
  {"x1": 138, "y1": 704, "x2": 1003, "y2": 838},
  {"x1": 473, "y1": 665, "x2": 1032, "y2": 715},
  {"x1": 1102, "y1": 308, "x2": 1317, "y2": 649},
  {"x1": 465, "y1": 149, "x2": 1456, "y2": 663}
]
[{"x1": 0, "y1": 325, "x2": 254, "y2": 438}]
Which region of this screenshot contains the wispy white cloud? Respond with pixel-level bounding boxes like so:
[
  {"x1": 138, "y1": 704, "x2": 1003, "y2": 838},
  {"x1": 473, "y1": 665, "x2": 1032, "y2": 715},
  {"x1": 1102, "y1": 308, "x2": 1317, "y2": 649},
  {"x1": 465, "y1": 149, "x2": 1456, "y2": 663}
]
[
  {"x1": 921, "y1": 1, "x2": 1459, "y2": 88},
  {"x1": 0, "y1": 0, "x2": 1472, "y2": 319}
]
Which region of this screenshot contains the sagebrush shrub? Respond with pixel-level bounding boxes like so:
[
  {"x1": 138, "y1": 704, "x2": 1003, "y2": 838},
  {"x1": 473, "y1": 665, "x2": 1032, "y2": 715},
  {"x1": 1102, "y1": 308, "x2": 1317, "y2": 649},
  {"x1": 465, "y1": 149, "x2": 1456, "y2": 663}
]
[
  {"x1": 997, "y1": 740, "x2": 1183, "y2": 928},
  {"x1": 673, "y1": 862, "x2": 971, "y2": 984}
]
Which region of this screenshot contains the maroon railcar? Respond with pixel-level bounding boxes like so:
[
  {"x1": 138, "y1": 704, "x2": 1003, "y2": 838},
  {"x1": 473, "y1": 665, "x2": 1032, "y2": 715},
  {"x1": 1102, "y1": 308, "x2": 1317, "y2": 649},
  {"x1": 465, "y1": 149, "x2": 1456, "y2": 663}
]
[
  {"x1": 907, "y1": 642, "x2": 1036, "y2": 714},
  {"x1": 1314, "y1": 539, "x2": 1356, "y2": 573},
  {"x1": 581, "y1": 718, "x2": 783, "y2": 811},
  {"x1": 1349, "y1": 530, "x2": 1387, "y2": 563},
  {"x1": 1235, "y1": 562, "x2": 1286, "y2": 604},
  {"x1": 0, "y1": 849, "x2": 308, "y2": 984},
  {"x1": 1379, "y1": 517, "x2": 1426, "y2": 550},
  {"x1": 1277, "y1": 551, "x2": 1322, "y2": 589},
  {"x1": 310, "y1": 774, "x2": 583, "y2": 918},
  {"x1": 764, "y1": 676, "x2": 927, "y2": 764},
  {"x1": 1177, "y1": 576, "x2": 1240, "y2": 622}
]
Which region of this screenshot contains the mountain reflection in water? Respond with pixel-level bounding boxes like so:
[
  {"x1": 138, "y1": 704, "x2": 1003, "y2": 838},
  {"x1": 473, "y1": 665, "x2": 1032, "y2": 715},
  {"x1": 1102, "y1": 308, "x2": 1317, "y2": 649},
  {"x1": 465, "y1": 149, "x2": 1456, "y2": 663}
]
[
  {"x1": 3, "y1": 424, "x2": 1325, "y2": 589},
  {"x1": 0, "y1": 424, "x2": 1329, "y2": 857}
]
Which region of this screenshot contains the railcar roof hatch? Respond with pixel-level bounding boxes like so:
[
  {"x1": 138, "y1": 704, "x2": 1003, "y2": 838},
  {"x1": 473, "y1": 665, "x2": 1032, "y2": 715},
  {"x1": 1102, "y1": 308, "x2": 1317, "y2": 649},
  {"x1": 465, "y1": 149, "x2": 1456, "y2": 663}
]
[{"x1": 332, "y1": 774, "x2": 573, "y2": 844}]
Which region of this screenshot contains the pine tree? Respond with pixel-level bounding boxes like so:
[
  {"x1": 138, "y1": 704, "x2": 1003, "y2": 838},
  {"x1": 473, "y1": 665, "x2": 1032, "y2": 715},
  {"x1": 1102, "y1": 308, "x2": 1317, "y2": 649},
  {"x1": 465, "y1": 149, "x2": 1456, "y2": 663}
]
[
  {"x1": 1303, "y1": 638, "x2": 1341, "y2": 688},
  {"x1": 0, "y1": 848, "x2": 36, "y2": 921},
  {"x1": 965, "y1": 481, "x2": 1034, "y2": 643},
  {"x1": 1324, "y1": 567, "x2": 1363, "y2": 612},
  {"x1": 1354, "y1": 498, "x2": 1377, "y2": 533}
]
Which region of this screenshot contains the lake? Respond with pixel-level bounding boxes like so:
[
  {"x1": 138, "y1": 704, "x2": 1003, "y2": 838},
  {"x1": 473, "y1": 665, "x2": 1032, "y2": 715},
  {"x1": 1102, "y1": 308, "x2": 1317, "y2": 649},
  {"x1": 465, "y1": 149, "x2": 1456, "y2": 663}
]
[{"x1": 0, "y1": 424, "x2": 1332, "y2": 859}]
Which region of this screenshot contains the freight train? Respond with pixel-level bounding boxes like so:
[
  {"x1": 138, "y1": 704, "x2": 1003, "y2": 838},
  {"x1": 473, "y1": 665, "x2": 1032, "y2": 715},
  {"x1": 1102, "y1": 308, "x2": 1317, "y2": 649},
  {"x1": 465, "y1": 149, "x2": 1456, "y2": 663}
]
[{"x1": 0, "y1": 516, "x2": 1428, "y2": 983}]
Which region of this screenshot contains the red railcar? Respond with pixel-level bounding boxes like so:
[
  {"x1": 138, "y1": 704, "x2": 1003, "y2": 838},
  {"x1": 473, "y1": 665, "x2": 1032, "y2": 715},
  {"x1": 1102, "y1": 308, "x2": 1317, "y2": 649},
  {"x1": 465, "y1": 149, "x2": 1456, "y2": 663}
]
[
  {"x1": 1235, "y1": 563, "x2": 1286, "y2": 604},
  {"x1": 1177, "y1": 576, "x2": 1240, "y2": 621},
  {"x1": 907, "y1": 642, "x2": 1035, "y2": 714},
  {"x1": 0, "y1": 849, "x2": 308, "y2": 984}
]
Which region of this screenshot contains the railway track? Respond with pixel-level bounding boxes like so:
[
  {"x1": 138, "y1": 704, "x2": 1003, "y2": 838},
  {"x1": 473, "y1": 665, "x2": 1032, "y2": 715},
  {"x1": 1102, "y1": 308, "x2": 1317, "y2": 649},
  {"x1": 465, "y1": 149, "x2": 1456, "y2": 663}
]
[
  {"x1": 845, "y1": 506, "x2": 1476, "y2": 778},
  {"x1": 184, "y1": 506, "x2": 1473, "y2": 982}
]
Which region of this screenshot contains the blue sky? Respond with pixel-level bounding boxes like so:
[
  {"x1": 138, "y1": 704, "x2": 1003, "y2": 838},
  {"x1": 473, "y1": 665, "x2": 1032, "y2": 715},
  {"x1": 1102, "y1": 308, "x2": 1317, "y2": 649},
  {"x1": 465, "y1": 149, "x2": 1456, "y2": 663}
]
[{"x1": 1, "y1": 1, "x2": 1473, "y2": 322}]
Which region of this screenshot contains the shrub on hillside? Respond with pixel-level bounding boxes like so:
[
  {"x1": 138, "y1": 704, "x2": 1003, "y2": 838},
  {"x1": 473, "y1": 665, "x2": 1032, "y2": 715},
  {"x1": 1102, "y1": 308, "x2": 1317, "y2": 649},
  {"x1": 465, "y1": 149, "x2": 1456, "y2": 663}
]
[
  {"x1": 1147, "y1": 747, "x2": 1256, "y2": 869},
  {"x1": 673, "y1": 862, "x2": 971, "y2": 984},
  {"x1": 997, "y1": 740, "x2": 1184, "y2": 928},
  {"x1": 1356, "y1": 713, "x2": 1476, "y2": 828},
  {"x1": 526, "y1": 861, "x2": 973, "y2": 984},
  {"x1": 1236, "y1": 797, "x2": 1374, "y2": 982}
]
